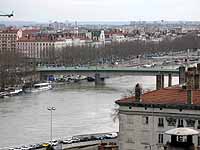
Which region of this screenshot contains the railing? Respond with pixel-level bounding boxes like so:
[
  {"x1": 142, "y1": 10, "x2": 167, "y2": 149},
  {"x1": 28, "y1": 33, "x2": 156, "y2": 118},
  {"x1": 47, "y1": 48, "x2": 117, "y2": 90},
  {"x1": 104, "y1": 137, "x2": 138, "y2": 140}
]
[{"x1": 36, "y1": 66, "x2": 179, "y2": 74}]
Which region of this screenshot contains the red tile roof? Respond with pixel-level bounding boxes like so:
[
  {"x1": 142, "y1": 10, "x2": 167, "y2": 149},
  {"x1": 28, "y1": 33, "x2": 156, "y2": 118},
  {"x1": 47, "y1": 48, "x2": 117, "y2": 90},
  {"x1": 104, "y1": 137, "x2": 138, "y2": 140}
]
[
  {"x1": 21, "y1": 29, "x2": 40, "y2": 37},
  {"x1": 116, "y1": 87, "x2": 200, "y2": 105},
  {"x1": 17, "y1": 36, "x2": 66, "y2": 42},
  {"x1": 0, "y1": 29, "x2": 19, "y2": 33},
  {"x1": 22, "y1": 29, "x2": 40, "y2": 33}
]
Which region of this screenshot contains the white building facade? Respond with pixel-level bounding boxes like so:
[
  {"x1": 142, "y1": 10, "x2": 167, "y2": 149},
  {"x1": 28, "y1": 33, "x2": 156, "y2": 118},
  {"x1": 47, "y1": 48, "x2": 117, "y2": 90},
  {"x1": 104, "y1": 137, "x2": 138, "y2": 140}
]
[
  {"x1": 117, "y1": 103, "x2": 200, "y2": 150},
  {"x1": 16, "y1": 39, "x2": 67, "y2": 59}
]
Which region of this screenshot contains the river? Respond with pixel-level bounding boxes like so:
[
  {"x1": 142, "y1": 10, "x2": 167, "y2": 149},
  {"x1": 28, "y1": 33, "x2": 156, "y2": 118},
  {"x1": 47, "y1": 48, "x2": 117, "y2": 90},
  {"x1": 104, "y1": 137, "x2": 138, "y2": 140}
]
[{"x1": 0, "y1": 75, "x2": 179, "y2": 148}]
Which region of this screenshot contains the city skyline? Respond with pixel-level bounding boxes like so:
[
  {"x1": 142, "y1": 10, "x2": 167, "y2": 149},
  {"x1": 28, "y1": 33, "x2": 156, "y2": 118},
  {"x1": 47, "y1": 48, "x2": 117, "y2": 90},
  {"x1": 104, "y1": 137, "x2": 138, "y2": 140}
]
[{"x1": 1, "y1": 0, "x2": 200, "y2": 22}]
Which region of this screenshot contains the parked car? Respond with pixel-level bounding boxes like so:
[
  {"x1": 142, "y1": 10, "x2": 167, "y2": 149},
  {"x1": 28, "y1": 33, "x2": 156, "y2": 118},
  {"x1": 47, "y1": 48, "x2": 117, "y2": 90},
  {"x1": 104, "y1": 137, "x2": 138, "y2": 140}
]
[
  {"x1": 12, "y1": 147, "x2": 21, "y2": 150},
  {"x1": 104, "y1": 134, "x2": 113, "y2": 139},
  {"x1": 27, "y1": 144, "x2": 34, "y2": 150},
  {"x1": 95, "y1": 135, "x2": 105, "y2": 140},
  {"x1": 21, "y1": 145, "x2": 29, "y2": 150},
  {"x1": 42, "y1": 143, "x2": 49, "y2": 147},
  {"x1": 90, "y1": 135, "x2": 98, "y2": 141},
  {"x1": 48, "y1": 140, "x2": 58, "y2": 146},
  {"x1": 71, "y1": 137, "x2": 80, "y2": 143},
  {"x1": 79, "y1": 136, "x2": 90, "y2": 142},
  {"x1": 110, "y1": 132, "x2": 118, "y2": 138},
  {"x1": 62, "y1": 139, "x2": 73, "y2": 144},
  {"x1": 33, "y1": 143, "x2": 43, "y2": 149}
]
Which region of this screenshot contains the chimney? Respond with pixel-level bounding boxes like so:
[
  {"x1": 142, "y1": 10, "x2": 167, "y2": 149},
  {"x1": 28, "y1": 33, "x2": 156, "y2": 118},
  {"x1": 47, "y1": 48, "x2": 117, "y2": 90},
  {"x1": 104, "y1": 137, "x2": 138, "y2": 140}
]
[
  {"x1": 194, "y1": 74, "x2": 200, "y2": 89},
  {"x1": 135, "y1": 83, "x2": 142, "y2": 102},
  {"x1": 197, "y1": 63, "x2": 200, "y2": 74},
  {"x1": 186, "y1": 70, "x2": 193, "y2": 105},
  {"x1": 156, "y1": 74, "x2": 162, "y2": 90},
  {"x1": 196, "y1": 63, "x2": 200, "y2": 89},
  {"x1": 168, "y1": 73, "x2": 172, "y2": 87},
  {"x1": 179, "y1": 66, "x2": 186, "y2": 85},
  {"x1": 187, "y1": 89, "x2": 193, "y2": 104},
  {"x1": 161, "y1": 74, "x2": 164, "y2": 88},
  {"x1": 187, "y1": 67, "x2": 196, "y2": 89}
]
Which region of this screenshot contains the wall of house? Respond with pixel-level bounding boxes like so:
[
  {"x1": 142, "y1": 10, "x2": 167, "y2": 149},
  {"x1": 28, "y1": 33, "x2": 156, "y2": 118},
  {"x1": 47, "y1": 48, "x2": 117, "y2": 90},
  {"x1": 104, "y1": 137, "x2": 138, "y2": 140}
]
[{"x1": 119, "y1": 105, "x2": 200, "y2": 150}]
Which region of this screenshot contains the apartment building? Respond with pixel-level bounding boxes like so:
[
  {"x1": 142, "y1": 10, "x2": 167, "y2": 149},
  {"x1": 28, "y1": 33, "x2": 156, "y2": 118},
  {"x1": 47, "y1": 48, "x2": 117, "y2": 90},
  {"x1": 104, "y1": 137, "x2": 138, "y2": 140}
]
[
  {"x1": 16, "y1": 36, "x2": 68, "y2": 64},
  {"x1": 0, "y1": 29, "x2": 21, "y2": 53},
  {"x1": 116, "y1": 65, "x2": 200, "y2": 150}
]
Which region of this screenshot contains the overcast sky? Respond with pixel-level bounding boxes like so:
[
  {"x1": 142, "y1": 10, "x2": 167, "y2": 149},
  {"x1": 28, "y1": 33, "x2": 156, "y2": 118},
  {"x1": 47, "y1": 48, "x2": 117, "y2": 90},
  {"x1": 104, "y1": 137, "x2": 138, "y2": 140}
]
[{"x1": 1, "y1": 0, "x2": 200, "y2": 22}]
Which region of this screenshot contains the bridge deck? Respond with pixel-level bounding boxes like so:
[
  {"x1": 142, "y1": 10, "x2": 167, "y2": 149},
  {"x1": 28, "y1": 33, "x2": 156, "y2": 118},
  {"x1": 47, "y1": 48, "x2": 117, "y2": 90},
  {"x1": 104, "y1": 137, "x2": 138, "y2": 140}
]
[{"x1": 36, "y1": 66, "x2": 179, "y2": 75}]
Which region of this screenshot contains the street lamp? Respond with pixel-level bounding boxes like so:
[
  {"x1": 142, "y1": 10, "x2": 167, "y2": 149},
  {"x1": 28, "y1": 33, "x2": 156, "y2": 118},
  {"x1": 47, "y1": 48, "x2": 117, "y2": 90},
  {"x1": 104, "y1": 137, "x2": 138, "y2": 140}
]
[{"x1": 47, "y1": 106, "x2": 56, "y2": 146}]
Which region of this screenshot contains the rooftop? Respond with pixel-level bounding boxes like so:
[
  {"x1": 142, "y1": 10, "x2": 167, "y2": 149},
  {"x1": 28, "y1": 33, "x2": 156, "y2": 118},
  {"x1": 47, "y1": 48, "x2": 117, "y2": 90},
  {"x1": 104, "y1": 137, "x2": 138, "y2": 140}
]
[
  {"x1": 21, "y1": 29, "x2": 40, "y2": 35},
  {"x1": 0, "y1": 29, "x2": 19, "y2": 34},
  {"x1": 116, "y1": 86, "x2": 200, "y2": 106}
]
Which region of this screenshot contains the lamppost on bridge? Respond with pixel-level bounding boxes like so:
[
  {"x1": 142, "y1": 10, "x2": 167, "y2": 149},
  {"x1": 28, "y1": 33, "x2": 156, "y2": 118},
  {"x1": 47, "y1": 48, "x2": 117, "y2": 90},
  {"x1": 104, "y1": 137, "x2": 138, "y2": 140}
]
[{"x1": 47, "y1": 106, "x2": 56, "y2": 146}]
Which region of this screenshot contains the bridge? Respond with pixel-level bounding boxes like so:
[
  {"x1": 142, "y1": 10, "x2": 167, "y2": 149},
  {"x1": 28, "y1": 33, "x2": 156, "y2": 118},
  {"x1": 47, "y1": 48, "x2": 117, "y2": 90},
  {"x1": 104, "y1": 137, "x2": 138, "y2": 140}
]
[
  {"x1": 36, "y1": 66, "x2": 180, "y2": 85},
  {"x1": 36, "y1": 66, "x2": 179, "y2": 76}
]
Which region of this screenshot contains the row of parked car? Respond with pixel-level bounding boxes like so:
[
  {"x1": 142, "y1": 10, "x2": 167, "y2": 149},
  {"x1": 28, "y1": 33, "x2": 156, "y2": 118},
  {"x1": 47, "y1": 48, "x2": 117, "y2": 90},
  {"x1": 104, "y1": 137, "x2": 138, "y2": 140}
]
[
  {"x1": 8, "y1": 143, "x2": 44, "y2": 150},
  {"x1": 61, "y1": 133, "x2": 117, "y2": 144},
  {"x1": 8, "y1": 133, "x2": 118, "y2": 150}
]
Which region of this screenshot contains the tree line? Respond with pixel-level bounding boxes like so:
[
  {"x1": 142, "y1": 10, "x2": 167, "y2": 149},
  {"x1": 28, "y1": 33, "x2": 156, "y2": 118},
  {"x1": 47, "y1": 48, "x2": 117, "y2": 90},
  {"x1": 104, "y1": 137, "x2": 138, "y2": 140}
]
[
  {"x1": 51, "y1": 32, "x2": 200, "y2": 66},
  {"x1": 0, "y1": 32, "x2": 200, "y2": 89}
]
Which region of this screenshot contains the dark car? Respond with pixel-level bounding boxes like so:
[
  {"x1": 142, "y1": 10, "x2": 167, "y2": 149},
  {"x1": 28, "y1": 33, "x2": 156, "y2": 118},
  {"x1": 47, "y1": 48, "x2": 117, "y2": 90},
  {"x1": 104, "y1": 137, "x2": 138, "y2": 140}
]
[{"x1": 79, "y1": 136, "x2": 90, "y2": 142}]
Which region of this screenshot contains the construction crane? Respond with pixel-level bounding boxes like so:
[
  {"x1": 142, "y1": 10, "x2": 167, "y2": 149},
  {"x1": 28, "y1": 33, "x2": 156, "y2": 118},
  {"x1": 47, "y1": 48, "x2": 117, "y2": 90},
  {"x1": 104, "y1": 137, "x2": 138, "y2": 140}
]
[{"x1": 0, "y1": 11, "x2": 14, "y2": 18}]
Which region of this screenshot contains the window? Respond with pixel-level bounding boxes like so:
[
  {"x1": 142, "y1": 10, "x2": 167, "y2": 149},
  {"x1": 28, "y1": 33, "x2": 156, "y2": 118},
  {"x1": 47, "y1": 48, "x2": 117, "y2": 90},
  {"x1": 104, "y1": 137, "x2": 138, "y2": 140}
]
[
  {"x1": 158, "y1": 134, "x2": 163, "y2": 144},
  {"x1": 178, "y1": 119, "x2": 184, "y2": 127},
  {"x1": 143, "y1": 116, "x2": 149, "y2": 125},
  {"x1": 186, "y1": 119, "x2": 195, "y2": 127},
  {"x1": 166, "y1": 117, "x2": 176, "y2": 126},
  {"x1": 197, "y1": 120, "x2": 200, "y2": 129},
  {"x1": 158, "y1": 118, "x2": 164, "y2": 127},
  {"x1": 198, "y1": 136, "x2": 200, "y2": 146},
  {"x1": 145, "y1": 116, "x2": 149, "y2": 124}
]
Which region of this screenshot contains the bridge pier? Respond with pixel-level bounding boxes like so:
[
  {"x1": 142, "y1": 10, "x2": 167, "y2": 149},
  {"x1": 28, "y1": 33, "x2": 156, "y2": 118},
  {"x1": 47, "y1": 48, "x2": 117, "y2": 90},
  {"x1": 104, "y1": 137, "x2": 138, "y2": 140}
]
[{"x1": 95, "y1": 73, "x2": 105, "y2": 85}]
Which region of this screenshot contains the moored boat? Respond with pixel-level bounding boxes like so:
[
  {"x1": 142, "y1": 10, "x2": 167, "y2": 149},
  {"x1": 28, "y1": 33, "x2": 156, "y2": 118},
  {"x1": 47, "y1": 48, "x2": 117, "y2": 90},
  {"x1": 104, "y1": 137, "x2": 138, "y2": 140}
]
[
  {"x1": 24, "y1": 82, "x2": 52, "y2": 93},
  {"x1": 0, "y1": 87, "x2": 23, "y2": 97},
  {"x1": 9, "y1": 88, "x2": 23, "y2": 96}
]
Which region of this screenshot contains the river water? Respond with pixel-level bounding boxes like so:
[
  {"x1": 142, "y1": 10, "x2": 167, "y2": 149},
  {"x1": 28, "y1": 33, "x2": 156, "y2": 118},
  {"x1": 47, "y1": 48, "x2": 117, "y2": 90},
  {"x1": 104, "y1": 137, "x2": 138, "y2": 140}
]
[{"x1": 0, "y1": 75, "x2": 178, "y2": 148}]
